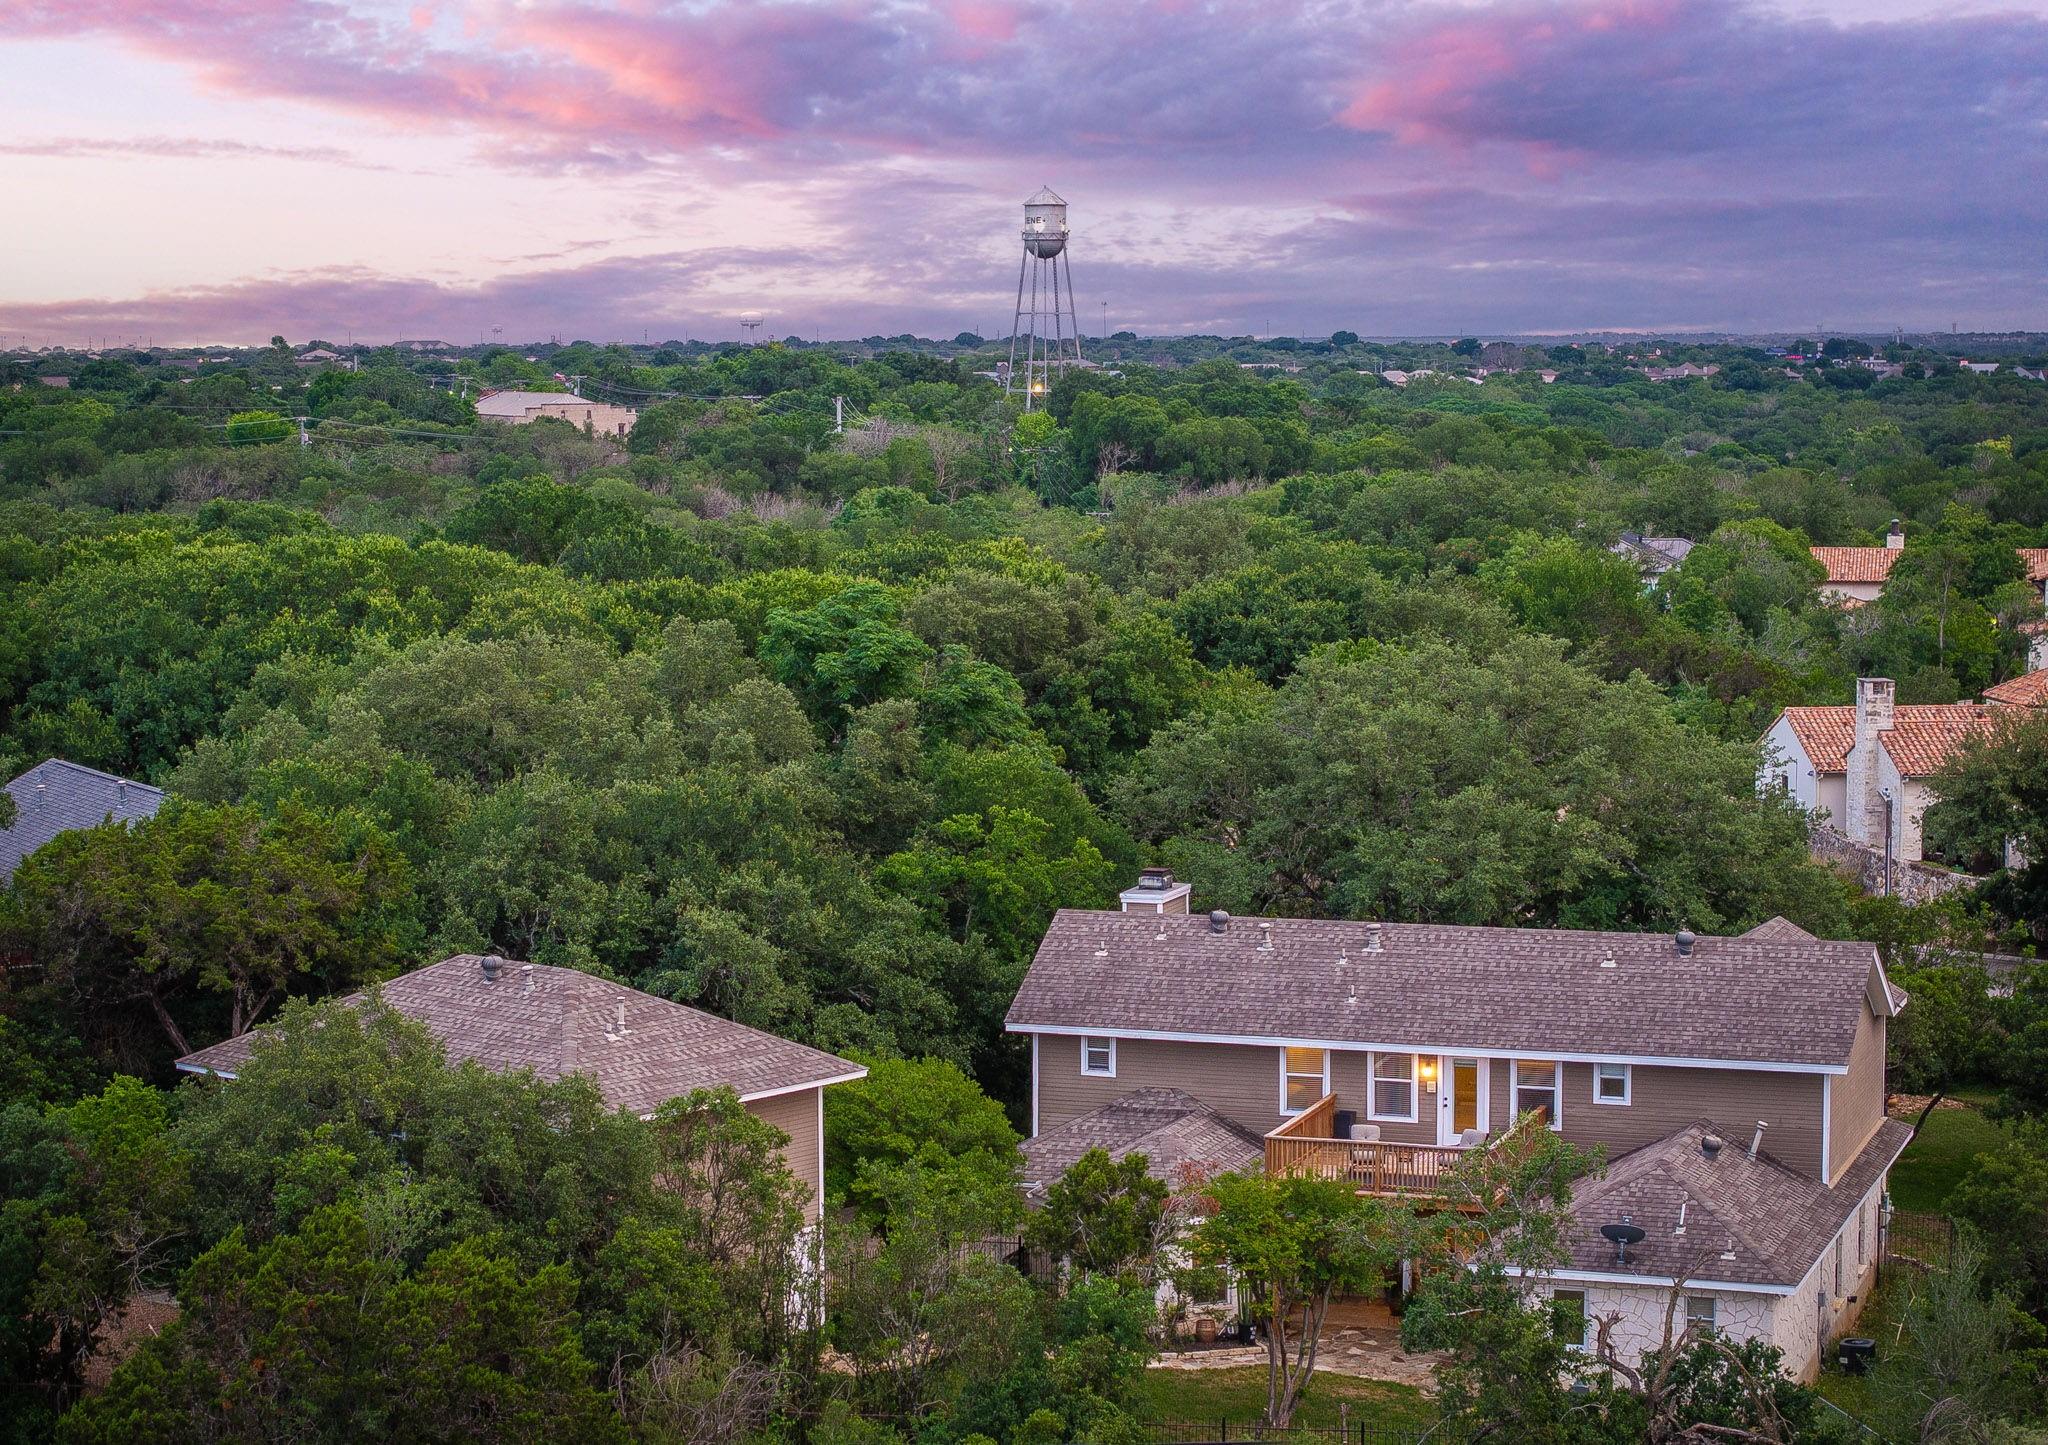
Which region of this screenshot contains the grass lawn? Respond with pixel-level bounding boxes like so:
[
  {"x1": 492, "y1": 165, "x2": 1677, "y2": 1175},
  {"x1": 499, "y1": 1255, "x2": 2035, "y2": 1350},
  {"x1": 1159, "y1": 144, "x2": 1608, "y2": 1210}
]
[
  {"x1": 1814, "y1": 1273, "x2": 1913, "y2": 1424},
  {"x1": 1132, "y1": 1365, "x2": 1434, "y2": 1432},
  {"x1": 1887, "y1": 1097, "x2": 2005, "y2": 1214}
]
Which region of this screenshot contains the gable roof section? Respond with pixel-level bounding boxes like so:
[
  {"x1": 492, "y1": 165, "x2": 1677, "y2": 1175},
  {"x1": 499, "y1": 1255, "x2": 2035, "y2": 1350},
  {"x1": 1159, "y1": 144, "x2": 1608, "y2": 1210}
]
[
  {"x1": 2, "y1": 758, "x2": 165, "y2": 882},
  {"x1": 1548, "y1": 1118, "x2": 1911, "y2": 1289},
  {"x1": 1777, "y1": 707, "x2": 1856, "y2": 772},
  {"x1": 1984, "y1": 669, "x2": 2048, "y2": 707},
  {"x1": 1739, "y1": 916, "x2": 1816, "y2": 944},
  {"x1": 176, "y1": 954, "x2": 864, "y2": 1113},
  {"x1": 1810, "y1": 546, "x2": 1902, "y2": 584},
  {"x1": 1020, "y1": 1088, "x2": 1264, "y2": 1196},
  {"x1": 1879, "y1": 705, "x2": 1991, "y2": 775},
  {"x1": 1007, "y1": 912, "x2": 1887, "y2": 1071}
]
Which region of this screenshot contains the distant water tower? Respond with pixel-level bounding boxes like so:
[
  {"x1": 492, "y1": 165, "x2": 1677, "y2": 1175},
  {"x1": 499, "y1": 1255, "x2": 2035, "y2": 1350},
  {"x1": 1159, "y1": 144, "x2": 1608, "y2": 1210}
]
[{"x1": 1006, "y1": 186, "x2": 1083, "y2": 410}]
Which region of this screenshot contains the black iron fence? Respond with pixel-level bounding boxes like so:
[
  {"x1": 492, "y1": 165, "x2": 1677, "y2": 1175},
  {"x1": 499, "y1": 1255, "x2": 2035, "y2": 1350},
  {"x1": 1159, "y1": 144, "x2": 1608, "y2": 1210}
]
[{"x1": 1883, "y1": 1210, "x2": 1955, "y2": 1273}]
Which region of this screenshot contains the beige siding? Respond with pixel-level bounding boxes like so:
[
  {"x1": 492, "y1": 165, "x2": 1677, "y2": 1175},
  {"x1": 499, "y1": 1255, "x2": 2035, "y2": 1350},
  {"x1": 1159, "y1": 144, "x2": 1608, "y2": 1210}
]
[
  {"x1": 1829, "y1": 1005, "x2": 1887, "y2": 1182},
  {"x1": 1488, "y1": 1061, "x2": 1829, "y2": 1180},
  {"x1": 1036, "y1": 1035, "x2": 1286, "y2": 1137},
  {"x1": 747, "y1": 1087, "x2": 823, "y2": 1223},
  {"x1": 1333, "y1": 1049, "x2": 1438, "y2": 1145}
]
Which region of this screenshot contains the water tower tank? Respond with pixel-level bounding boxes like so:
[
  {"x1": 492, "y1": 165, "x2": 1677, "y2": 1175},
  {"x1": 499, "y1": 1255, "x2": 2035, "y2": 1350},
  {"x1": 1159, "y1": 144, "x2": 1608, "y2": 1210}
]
[{"x1": 1022, "y1": 186, "x2": 1069, "y2": 259}]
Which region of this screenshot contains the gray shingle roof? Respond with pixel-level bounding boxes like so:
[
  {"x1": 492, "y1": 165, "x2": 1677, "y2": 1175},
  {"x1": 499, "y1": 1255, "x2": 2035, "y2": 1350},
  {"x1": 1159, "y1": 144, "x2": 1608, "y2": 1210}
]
[
  {"x1": 1550, "y1": 1118, "x2": 1911, "y2": 1289},
  {"x1": 175, "y1": 954, "x2": 864, "y2": 1113},
  {"x1": 1, "y1": 759, "x2": 165, "y2": 882},
  {"x1": 1006, "y1": 911, "x2": 1890, "y2": 1070},
  {"x1": 1020, "y1": 1087, "x2": 1264, "y2": 1197}
]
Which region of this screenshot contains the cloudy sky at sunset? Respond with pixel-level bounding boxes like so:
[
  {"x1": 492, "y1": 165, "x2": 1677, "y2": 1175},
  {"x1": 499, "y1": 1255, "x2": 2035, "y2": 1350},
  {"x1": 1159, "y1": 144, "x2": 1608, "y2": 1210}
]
[{"x1": 4, "y1": 0, "x2": 2045, "y2": 346}]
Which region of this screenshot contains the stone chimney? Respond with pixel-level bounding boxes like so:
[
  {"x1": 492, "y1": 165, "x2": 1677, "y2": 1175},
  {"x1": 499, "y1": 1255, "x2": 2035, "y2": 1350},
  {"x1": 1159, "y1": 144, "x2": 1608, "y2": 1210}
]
[
  {"x1": 1119, "y1": 867, "x2": 1192, "y2": 915},
  {"x1": 1885, "y1": 519, "x2": 1904, "y2": 550},
  {"x1": 1844, "y1": 678, "x2": 1895, "y2": 847}
]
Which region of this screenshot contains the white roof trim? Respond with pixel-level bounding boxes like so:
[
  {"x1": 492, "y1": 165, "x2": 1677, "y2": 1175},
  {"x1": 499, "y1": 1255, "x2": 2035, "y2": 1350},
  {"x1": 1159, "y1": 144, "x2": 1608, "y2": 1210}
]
[
  {"x1": 174, "y1": 1061, "x2": 238, "y2": 1080},
  {"x1": 1004, "y1": 1023, "x2": 1846, "y2": 1076},
  {"x1": 1507, "y1": 1265, "x2": 1795, "y2": 1296}
]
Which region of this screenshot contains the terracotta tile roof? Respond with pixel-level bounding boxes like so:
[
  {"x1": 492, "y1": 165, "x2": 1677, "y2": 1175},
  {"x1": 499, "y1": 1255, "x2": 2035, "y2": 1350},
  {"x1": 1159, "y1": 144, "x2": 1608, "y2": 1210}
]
[
  {"x1": 1548, "y1": 1118, "x2": 1910, "y2": 1289},
  {"x1": 1006, "y1": 912, "x2": 1891, "y2": 1070},
  {"x1": 1019, "y1": 1087, "x2": 1264, "y2": 1196},
  {"x1": 1984, "y1": 669, "x2": 2048, "y2": 707},
  {"x1": 1810, "y1": 546, "x2": 1903, "y2": 584},
  {"x1": 2018, "y1": 548, "x2": 2048, "y2": 584},
  {"x1": 1779, "y1": 707, "x2": 1857, "y2": 772},
  {"x1": 1879, "y1": 705, "x2": 1992, "y2": 775},
  {"x1": 2019, "y1": 619, "x2": 2048, "y2": 637},
  {"x1": 176, "y1": 955, "x2": 864, "y2": 1112},
  {"x1": 2, "y1": 759, "x2": 165, "y2": 882}
]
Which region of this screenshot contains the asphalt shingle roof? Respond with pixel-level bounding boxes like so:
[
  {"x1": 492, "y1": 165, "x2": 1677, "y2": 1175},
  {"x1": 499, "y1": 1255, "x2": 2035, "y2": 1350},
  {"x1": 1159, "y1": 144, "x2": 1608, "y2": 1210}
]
[
  {"x1": 1810, "y1": 546, "x2": 1903, "y2": 584},
  {"x1": 176, "y1": 954, "x2": 863, "y2": 1113},
  {"x1": 1007, "y1": 912, "x2": 1888, "y2": 1070},
  {"x1": 1, "y1": 759, "x2": 165, "y2": 882},
  {"x1": 1553, "y1": 1118, "x2": 1911, "y2": 1288},
  {"x1": 1020, "y1": 1088, "x2": 1265, "y2": 1196}
]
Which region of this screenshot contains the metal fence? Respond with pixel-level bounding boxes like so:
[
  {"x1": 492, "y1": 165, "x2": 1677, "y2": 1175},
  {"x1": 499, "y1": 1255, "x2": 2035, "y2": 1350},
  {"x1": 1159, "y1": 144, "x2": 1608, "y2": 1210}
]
[{"x1": 1883, "y1": 1210, "x2": 1955, "y2": 1273}]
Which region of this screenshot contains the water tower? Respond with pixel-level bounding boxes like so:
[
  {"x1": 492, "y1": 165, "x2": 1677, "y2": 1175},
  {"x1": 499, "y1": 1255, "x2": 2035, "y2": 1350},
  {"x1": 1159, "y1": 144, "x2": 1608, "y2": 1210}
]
[{"x1": 1006, "y1": 186, "x2": 1083, "y2": 409}]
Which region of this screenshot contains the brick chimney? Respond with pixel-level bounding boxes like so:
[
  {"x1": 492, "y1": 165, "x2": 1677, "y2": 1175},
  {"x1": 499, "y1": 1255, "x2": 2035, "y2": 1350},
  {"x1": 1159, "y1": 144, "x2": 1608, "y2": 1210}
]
[{"x1": 1845, "y1": 678, "x2": 1895, "y2": 847}]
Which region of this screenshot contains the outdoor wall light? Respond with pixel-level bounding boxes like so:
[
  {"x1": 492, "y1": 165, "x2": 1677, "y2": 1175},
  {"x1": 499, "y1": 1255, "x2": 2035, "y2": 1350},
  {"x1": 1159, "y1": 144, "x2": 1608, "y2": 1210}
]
[{"x1": 1418, "y1": 1058, "x2": 1439, "y2": 1085}]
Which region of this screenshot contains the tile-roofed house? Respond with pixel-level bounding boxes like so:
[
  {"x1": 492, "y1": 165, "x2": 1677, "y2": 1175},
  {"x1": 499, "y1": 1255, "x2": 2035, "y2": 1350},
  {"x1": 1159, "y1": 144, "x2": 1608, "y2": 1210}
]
[
  {"x1": 1762, "y1": 681, "x2": 1999, "y2": 866},
  {"x1": 1984, "y1": 668, "x2": 2048, "y2": 707},
  {"x1": 1008, "y1": 910, "x2": 1889, "y2": 1072},
  {"x1": 1019, "y1": 1088, "x2": 1263, "y2": 1199},
  {"x1": 2019, "y1": 548, "x2": 2048, "y2": 585},
  {"x1": 178, "y1": 954, "x2": 865, "y2": 1223},
  {"x1": 1525, "y1": 1118, "x2": 1911, "y2": 1379},
  {"x1": 1809, "y1": 544, "x2": 1902, "y2": 603},
  {"x1": 2, "y1": 758, "x2": 165, "y2": 882}
]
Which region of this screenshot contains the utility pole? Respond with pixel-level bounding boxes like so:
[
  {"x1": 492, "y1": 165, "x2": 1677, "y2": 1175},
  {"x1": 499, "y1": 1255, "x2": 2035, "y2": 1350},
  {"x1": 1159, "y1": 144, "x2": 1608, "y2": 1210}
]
[
  {"x1": 834, "y1": 395, "x2": 845, "y2": 434},
  {"x1": 297, "y1": 416, "x2": 311, "y2": 447}
]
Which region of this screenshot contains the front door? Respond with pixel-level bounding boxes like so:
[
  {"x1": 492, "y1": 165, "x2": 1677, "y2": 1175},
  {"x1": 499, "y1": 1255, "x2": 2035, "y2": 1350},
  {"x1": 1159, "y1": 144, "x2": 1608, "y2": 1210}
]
[{"x1": 1437, "y1": 1056, "x2": 1489, "y2": 1146}]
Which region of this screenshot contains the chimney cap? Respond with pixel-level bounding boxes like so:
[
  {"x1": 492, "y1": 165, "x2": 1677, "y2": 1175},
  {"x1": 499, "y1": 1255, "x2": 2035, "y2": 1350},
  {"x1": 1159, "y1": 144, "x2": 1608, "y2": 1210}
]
[{"x1": 1136, "y1": 866, "x2": 1174, "y2": 889}]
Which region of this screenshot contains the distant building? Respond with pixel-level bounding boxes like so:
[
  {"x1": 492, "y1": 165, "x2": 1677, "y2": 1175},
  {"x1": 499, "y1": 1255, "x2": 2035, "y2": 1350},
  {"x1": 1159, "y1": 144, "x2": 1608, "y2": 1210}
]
[
  {"x1": 1609, "y1": 532, "x2": 1695, "y2": 581},
  {"x1": 392, "y1": 339, "x2": 455, "y2": 352},
  {"x1": 1639, "y1": 363, "x2": 1721, "y2": 382},
  {"x1": 2, "y1": 758, "x2": 165, "y2": 883},
  {"x1": 1810, "y1": 522, "x2": 1905, "y2": 605},
  {"x1": 1960, "y1": 361, "x2": 1999, "y2": 374},
  {"x1": 475, "y1": 389, "x2": 637, "y2": 439},
  {"x1": 36, "y1": 376, "x2": 70, "y2": 388}
]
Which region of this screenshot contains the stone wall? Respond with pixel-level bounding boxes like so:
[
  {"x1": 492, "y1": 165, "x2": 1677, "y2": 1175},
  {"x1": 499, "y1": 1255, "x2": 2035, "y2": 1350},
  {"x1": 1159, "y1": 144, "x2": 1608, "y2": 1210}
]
[{"x1": 1810, "y1": 824, "x2": 1979, "y2": 904}]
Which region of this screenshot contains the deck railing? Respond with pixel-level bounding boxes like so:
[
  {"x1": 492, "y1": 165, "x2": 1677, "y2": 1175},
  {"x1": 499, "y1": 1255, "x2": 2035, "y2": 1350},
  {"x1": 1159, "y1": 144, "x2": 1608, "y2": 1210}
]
[{"x1": 1264, "y1": 1096, "x2": 1540, "y2": 1199}]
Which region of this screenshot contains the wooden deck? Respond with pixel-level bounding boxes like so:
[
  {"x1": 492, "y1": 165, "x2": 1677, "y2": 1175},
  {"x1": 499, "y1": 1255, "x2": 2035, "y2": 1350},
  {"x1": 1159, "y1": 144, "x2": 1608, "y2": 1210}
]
[{"x1": 1263, "y1": 1094, "x2": 1540, "y2": 1202}]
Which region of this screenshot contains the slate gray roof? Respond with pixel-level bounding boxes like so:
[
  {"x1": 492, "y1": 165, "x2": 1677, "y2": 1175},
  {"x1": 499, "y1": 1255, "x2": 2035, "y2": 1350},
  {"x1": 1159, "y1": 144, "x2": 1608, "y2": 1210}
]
[
  {"x1": 1006, "y1": 911, "x2": 1893, "y2": 1070},
  {"x1": 1548, "y1": 1118, "x2": 1911, "y2": 1289},
  {"x1": 1021, "y1": 1088, "x2": 1264, "y2": 1197},
  {"x1": 176, "y1": 954, "x2": 864, "y2": 1113},
  {"x1": 2, "y1": 759, "x2": 165, "y2": 882}
]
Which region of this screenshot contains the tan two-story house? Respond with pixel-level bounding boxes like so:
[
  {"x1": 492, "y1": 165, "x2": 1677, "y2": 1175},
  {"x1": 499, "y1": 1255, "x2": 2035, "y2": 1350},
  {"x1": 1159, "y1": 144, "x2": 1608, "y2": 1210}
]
[
  {"x1": 1006, "y1": 873, "x2": 1909, "y2": 1381},
  {"x1": 178, "y1": 954, "x2": 866, "y2": 1236}
]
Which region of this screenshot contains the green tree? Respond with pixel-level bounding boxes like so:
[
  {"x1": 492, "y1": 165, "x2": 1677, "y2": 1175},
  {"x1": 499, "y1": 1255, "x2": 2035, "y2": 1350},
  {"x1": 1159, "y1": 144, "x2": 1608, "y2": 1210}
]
[
  {"x1": 823, "y1": 1056, "x2": 1020, "y2": 1222},
  {"x1": 224, "y1": 409, "x2": 292, "y2": 445},
  {"x1": 1023, "y1": 1147, "x2": 1167, "y2": 1279}
]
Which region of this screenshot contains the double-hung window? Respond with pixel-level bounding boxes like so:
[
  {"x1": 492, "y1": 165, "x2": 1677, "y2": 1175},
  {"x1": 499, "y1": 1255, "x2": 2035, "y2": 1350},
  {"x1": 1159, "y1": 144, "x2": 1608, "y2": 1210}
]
[
  {"x1": 1551, "y1": 1289, "x2": 1589, "y2": 1351},
  {"x1": 1685, "y1": 1295, "x2": 1717, "y2": 1337},
  {"x1": 1368, "y1": 1053, "x2": 1417, "y2": 1121},
  {"x1": 1282, "y1": 1047, "x2": 1328, "y2": 1114},
  {"x1": 1081, "y1": 1036, "x2": 1116, "y2": 1077},
  {"x1": 1594, "y1": 1062, "x2": 1631, "y2": 1105},
  {"x1": 1514, "y1": 1060, "x2": 1561, "y2": 1128}
]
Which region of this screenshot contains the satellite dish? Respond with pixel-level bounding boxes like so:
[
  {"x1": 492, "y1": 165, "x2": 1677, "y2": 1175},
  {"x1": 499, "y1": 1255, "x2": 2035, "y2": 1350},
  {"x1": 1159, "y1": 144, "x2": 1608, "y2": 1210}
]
[{"x1": 1600, "y1": 1220, "x2": 1648, "y2": 1265}]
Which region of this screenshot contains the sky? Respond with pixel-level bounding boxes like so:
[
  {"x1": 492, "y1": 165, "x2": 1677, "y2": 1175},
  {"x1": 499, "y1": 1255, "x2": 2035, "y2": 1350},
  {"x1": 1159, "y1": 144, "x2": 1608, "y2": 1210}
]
[{"x1": 2, "y1": 0, "x2": 2045, "y2": 346}]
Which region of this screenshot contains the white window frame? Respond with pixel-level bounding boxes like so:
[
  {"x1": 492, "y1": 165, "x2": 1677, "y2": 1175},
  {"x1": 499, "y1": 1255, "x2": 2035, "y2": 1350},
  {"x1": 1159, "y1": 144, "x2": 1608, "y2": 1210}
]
[
  {"x1": 1081, "y1": 1036, "x2": 1116, "y2": 1078},
  {"x1": 1593, "y1": 1061, "x2": 1632, "y2": 1106},
  {"x1": 1367, "y1": 1051, "x2": 1418, "y2": 1122},
  {"x1": 1552, "y1": 1288, "x2": 1590, "y2": 1352},
  {"x1": 1279, "y1": 1046, "x2": 1330, "y2": 1116},
  {"x1": 1514, "y1": 1059, "x2": 1563, "y2": 1130},
  {"x1": 1685, "y1": 1294, "x2": 1717, "y2": 1336}
]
